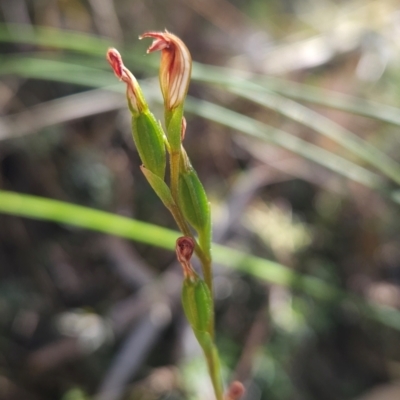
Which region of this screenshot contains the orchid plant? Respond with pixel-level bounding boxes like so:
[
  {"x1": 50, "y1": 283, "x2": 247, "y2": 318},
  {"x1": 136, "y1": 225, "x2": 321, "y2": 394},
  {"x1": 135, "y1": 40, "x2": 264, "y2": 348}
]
[{"x1": 107, "y1": 32, "x2": 244, "y2": 400}]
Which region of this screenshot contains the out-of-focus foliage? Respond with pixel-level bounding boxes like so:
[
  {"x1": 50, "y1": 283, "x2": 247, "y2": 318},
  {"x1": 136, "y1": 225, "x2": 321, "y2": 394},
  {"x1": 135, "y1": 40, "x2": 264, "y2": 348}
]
[{"x1": 1, "y1": 1, "x2": 400, "y2": 400}]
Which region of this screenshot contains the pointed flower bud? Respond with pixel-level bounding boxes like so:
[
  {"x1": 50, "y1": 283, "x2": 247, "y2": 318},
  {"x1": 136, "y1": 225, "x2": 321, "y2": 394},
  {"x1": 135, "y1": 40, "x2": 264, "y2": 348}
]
[
  {"x1": 107, "y1": 48, "x2": 166, "y2": 179},
  {"x1": 139, "y1": 31, "x2": 192, "y2": 110},
  {"x1": 176, "y1": 236, "x2": 196, "y2": 279},
  {"x1": 176, "y1": 237, "x2": 213, "y2": 334},
  {"x1": 107, "y1": 48, "x2": 147, "y2": 115}
]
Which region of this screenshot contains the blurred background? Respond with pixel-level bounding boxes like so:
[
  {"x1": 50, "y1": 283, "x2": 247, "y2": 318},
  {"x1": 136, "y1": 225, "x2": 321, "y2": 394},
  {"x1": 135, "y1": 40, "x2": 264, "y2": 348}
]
[{"x1": 1, "y1": 0, "x2": 400, "y2": 399}]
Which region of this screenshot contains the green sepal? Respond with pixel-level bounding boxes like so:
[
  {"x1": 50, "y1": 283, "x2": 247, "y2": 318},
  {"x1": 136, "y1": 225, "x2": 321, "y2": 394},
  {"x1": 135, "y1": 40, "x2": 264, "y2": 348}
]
[
  {"x1": 178, "y1": 167, "x2": 211, "y2": 252},
  {"x1": 182, "y1": 275, "x2": 213, "y2": 333},
  {"x1": 165, "y1": 105, "x2": 184, "y2": 153},
  {"x1": 140, "y1": 166, "x2": 176, "y2": 210},
  {"x1": 132, "y1": 111, "x2": 166, "y2": 179}
]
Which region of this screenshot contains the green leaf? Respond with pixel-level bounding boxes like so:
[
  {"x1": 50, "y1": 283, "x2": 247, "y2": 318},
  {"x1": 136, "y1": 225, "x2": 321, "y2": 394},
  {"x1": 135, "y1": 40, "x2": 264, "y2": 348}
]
[
  {"x1": 132, "y1": 111, "x2": 166, "y2": 179},
  {"x1": 2, "y1": 190, "x2": 400, "y2": 331},
  {"x1": 140, "y1": 165, "x2": 175, "y2": 209},
  {"x1": 182, "y1": 275, "x2": 213, "y2": 333},
  {"x1": 178, "y1": 166, "x2": 211, "y2": 253}
]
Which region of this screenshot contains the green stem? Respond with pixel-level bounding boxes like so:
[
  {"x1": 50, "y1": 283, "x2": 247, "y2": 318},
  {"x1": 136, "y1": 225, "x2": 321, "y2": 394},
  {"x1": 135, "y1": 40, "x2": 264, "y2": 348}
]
[
  {"x1": 204, "y1": 259, "x2": 215, "y2": 339},
  {"x1": 204, "y1": 344, "x2": 224, "y2": 400},
  {"x1": 195, "y1": 331, "x2": 224, "y2": 400},
  {"x1": 170, "y1": 149, "x2": 180, "y2": 204},
  {"x1": 202, "y1": 256, "x2": 213, "y2": 306},
  {"x1": 198, "y1": 224, "x2": 213, "y2": 296}
]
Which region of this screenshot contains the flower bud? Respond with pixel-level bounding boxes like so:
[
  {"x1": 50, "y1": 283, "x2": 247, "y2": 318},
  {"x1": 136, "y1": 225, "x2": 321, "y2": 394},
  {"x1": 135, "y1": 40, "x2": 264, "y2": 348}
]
[
  {"x1": 139, "y1": 31, "x2": 192, "y2": 111},
  {"x1": 176, "y1": 236, "x2": 195, "y2": 266},
  {"x1": 177, "y1": 154, "x2": 211, "y2": 254},
  {"x1": 176, "y1": 236, "x2": 196, "y2": 279},
  {"x1": 176, "y1": 237, "x2": 213, "y2": 333},
  {"x1": 107, "y1": 48, "x2": 147, "y2": 115},
  {"x1": 107, "y1": 48, "x2": 166, "y2": 179},
  {"x1": 132, "y1": 112, "x2": 166, "y2": 179},
  {"x1": 182, "y1": 275, "x2": 213, "y2": 333},
  {"x1": 178, "y1": 167, "x2": 210, "y2": 235}
]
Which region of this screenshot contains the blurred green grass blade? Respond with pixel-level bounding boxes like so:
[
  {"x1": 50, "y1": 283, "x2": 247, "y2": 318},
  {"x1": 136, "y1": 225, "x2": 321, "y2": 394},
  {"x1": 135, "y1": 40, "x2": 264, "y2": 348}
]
[
  {"x1": 0, "y1": 55, "x2": 153, "y2": 96},
  {"x1": 192, "y1": 65, "x2": 400, "y2": 186},
  {"x1": 212, "y1": 243, "x2": 341, "y2": 301},
  {"x1": 230, "y1": 88, "x2": 400, "y2": 186},
  {"x1": 0, "y1": 56, "x2": 381, "y2": 188},
  {"x1": 0, "y1": 190, "x2": 321, "y2": 292},
  {"x1": 0, "y1": 23, "x2": 151, "y2": 71},
  {"x1": 192, "y1": 63, "x2": 400, "y2": 128},
  {"x1": 0, "y1": 55, "x2": 116, "y2": 87},
  {"x1": 0, "y1": 23, "x2": 114, "y2": 55},
  {"x1": 1, "y1": 22, "x2": 400, "y2": 128},
  {"x1": 0, "y1": 190, "x2": 178, "y2": 249},
  {"x1": 184, "y1": 97, "x2": 383, "y2": 190},
  {"x1": 1, "y1": 190, "x2": 400, "y2": 330},
  {"x1": 257, "y1": 76, "x2": 400, "y2": 128},
  {"x1": 0, "y1": 55, "x2": 392, "y2": 196}
]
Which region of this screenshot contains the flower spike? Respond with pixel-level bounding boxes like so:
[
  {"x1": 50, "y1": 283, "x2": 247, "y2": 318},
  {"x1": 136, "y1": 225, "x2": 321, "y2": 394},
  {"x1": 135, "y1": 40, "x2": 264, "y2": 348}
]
[{"x1": 139, "y1": 31, "x2": 192, "y2": 110}]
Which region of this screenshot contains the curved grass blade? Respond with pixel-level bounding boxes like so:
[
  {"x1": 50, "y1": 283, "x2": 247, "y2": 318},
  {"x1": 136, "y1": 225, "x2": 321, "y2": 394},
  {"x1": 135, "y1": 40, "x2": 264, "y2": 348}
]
[
  {"x1": 192, "y1": 64, "x2": 400, "y2": 186},
  {"x1": 0, "y1": 57, "x2": 380, "y2": 186},
  {"x1": 192, "y1": 63, "x2": 400, "y2": 128},
  {"x1": 0, "y1": 55, "x2": 116, "y2": 87},
  {"x1": 0, "y1": 190, "x2": 399, "y2": 331},
  {"x1": 1, "y1": 22, "x2": 400, "y2": 128},
  {"x1": 184, "y1": 97, "x2": 383, "y2": 190},
  {"x1": 0, "y1": 56, "x2": 394, "y2": 200},
  {"x1": 0, "y1": 23, "x2": 113, "y2": 55}
]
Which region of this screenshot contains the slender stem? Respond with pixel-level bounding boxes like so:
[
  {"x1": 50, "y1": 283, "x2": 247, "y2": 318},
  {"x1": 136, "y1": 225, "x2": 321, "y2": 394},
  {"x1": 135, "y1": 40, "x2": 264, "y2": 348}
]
[
  {"x1": 202, "y1": 256, "x2": 213, "y2": 303},
  {"x1": 169, "y1": 203, "x2": 191, "y2": 237},
  {"x1": 198, "y1": 228, "x2": 213, "y2": 293},
  {"x1": 170, "y1": 149, "x2": 180, "y2": 203},
  {"x1": 204, "y1": 345, "x2": 224, "y2": 400},
  {"x1": 198, "y1": 233, "x2": 214, "y2": 331},
  {"x1": 202, "y1": 256, "x2": 215, "y2": 339}
]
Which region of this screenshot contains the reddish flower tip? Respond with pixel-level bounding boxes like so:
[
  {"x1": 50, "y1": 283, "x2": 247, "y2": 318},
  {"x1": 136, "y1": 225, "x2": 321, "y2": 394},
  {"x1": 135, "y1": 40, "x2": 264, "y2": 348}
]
[
  {"x1": 225, "y1": 381, "x2": 245, "y2": 400},
  {"x1": 106, "y1": 48, "x2": 147, "y2": 114},
  {"x1": 139, "y1": 31, "x2": 171, "y2": 53},
  {"x1": 176, "y1": 236, "x2": 195, "y2": 263},
  {"x1": 176, "y1": 237, "x2": 197, "y2": 279},
  {"x1": 107, "y1": 48, "x2": 123, "y2": 79}
]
